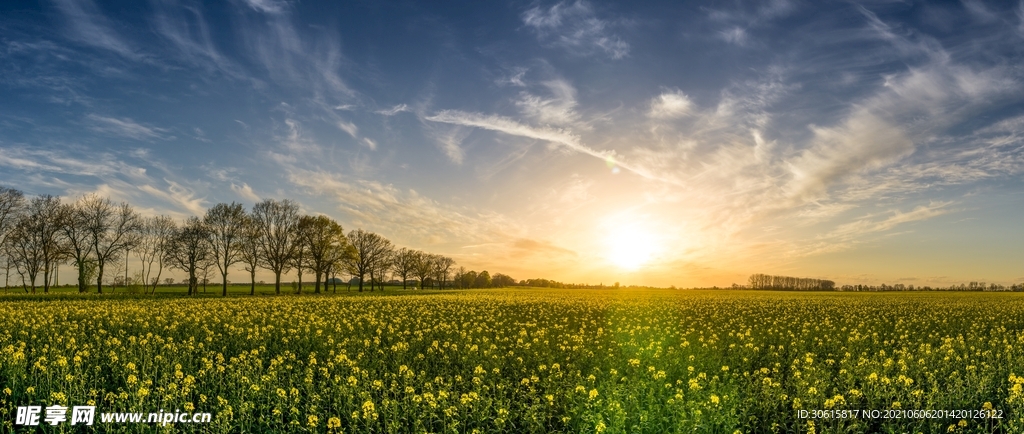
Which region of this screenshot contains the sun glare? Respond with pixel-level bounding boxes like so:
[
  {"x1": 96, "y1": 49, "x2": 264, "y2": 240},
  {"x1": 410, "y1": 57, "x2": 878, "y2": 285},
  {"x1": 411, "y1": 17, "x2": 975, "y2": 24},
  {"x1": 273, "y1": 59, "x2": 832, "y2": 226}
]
[{"x1": 605, "y1": 225, "x2": 658, "y2": 270}]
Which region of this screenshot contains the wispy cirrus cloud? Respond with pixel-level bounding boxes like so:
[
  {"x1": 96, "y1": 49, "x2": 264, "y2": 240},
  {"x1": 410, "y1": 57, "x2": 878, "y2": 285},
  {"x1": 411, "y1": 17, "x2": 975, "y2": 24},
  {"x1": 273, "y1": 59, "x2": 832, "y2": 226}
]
[
  {"x1": 86, "y1": 114, "x2": 169, "y2": 140},
  {"x1": 792, "y1": 201, "x2": 955, "y2": 256},
  {"x1": 376, "y1": 104, "x2": 409, "y2": 116},
  {"x1": 515, "y1": 79, "x2": 579, "y2": 126},
  {"x1": 0, "y1": 144, "x2": 208, "y2": 218},
  {"x1": 52, "y1": 0, "x2": 140, "y2": 59},
  {"x1": 239, "y1": 0, "x2": 289, "y2": 15},
  {"x1": 150, "y1": 0, "x2": 246, "y2": 80},
  {"x1": 522, "y1": 0, "x2": 629, "y2": 59}
]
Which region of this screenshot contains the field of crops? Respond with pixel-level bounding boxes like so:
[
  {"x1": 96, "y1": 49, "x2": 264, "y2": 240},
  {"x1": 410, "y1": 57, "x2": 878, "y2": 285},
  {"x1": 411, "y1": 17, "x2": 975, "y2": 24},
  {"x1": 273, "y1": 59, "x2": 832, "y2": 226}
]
[{"x1": 2, "y1": 289, "x2": 1024, "y2": 433}]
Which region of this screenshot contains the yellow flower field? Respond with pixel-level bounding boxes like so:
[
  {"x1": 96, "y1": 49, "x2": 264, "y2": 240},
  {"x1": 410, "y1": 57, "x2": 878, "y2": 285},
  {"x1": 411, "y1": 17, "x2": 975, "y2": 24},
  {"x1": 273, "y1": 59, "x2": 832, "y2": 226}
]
[{"x1": 2, "y1": 289, "x2": 1024, "y2": 433}]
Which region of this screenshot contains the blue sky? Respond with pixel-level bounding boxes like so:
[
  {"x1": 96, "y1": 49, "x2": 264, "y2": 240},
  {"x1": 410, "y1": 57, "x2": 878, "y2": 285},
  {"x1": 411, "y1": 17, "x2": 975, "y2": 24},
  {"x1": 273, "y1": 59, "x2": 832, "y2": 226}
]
[{"x1": 2, "y1": 0, "x2": 1024, "y2": 287}]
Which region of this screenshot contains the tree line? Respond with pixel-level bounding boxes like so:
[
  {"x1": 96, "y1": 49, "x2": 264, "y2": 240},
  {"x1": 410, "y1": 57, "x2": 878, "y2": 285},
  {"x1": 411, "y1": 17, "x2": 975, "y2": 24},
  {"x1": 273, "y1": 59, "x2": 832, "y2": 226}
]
[
  {"x1": 743, "y1": 273, "x2": 1024, "y2": 292},
  {"x1": 746, "y1": 274, "x2": 836, "y2": 291},
  {"x1": 0, "y1": 186, "x2": 517, "y2": 295}
]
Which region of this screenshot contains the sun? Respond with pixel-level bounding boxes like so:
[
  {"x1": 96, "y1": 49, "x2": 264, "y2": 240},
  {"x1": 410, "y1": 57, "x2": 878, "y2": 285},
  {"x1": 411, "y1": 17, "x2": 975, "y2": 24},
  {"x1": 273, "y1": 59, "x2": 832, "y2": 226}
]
[{"x1": 604, "y1": 225, "x2": 658, "y2": 270}]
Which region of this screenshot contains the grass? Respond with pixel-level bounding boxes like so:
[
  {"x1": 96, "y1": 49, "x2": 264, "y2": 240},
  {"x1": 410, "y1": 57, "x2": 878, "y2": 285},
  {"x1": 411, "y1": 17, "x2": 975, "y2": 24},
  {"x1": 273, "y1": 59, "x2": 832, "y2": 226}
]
[{"x1": 1, "y1": 288, "x2": 1023, "y2": 433}]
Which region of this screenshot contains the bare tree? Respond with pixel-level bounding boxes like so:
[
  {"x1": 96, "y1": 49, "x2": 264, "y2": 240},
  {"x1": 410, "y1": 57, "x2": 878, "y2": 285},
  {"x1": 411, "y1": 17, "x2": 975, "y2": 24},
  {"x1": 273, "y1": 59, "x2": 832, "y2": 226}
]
[
  {"x1": 57, "y1": 198, "x2": 95, "y2": 292},
  {"x1": 369, "y1": 245, "x2": 394, "y2": 292},
  {"x1": 453, "y1": 266, "x2": 467, "y2": 289},
  {"x1": 81, "y1": 196, "x2": 142, "y2": 294},
  {"x1": 237, "y1": 215, "x2": 261, "y2": 295},
  {"x1": 0, "y1": 187, "x2": 25, "y2": 249},
  {"x1": 0, "y1": 188, "x2": 25, "y2": 293},
  {"x1": 325, "y1": 240, "x2": 356, "y2": 294},
  {"x1": 25, "y1": 195, "x2": 65, "y2": 293},
  {"x1": 432, "y1": 255, "x2": 455, "y2": 290},
  {"x1": 5, "y1": 217, "x2": 42, "y2": 292},
  {"x1": 204, "y1": 202, "x2": 247, "y2": 297},
  {"x1": 252, "y1": 199, "x2": 299, "y2": 294},
  {"x1": 135, "y1": 215, "x2": 175, "y2": 294},
  {"x1": 393, "y1": 248, "x2": 418, "y2": 290},
  {"x1": 344, "y1": 229, "x2": 392, "y2": 292},
  {"x1": 297, "y1": 215, "x2": 345, "y2": 294},
  {"x1": 412, "y1": 251, "x2": 435, "y2": 289},
  {"x1": 165, "y1": 217, "x2": 212, "y2": 296},
  {"x1": 290, "y1": 236, "x2": 309, "y2": 294}
]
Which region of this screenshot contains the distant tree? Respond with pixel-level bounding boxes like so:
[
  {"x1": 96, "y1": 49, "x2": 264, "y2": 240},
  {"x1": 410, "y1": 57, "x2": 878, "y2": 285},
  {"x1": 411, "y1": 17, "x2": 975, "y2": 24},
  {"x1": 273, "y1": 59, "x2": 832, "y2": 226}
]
[
  {"x1": 289, "y1": 229, "x2": 310, "y2": 294},
  {"x1": 237, "y1": 215, "x2": 261, "y2": 295},
  {"x1": 492, "y1": 273, "x2": 515, "y2": 288},
  {"x1": 164, "y1": 277, "x2": 174, "y2": 286},
  {"x1": 375, "y1": 245, "x2": 396, "y2": 291},
  {"x1": 252, "y1": 199, "x2": 299, "y2": 294},
  {"x1": 453, "y1": 266, "x2": 467, "y2": 289},
  {"x1": 81, "y1": 196, "x2": 142, "y2": 294},
  {"x1": 411, "y1": 251, "x2": 433, "y2": 289},
  {"x1": 58, "y1": 198, "x2": 96, "y2": 292},
  {"x1": 474, "y1": 270, "x2": 492, "y2": 288},
  {"x1": 165, "y1": 217, "x2": 212, "y2": 296},
  {"x1": 344, "y1": 229, "x2": 392, "y2": 292},
  {"x1": 135, "y1": 215, "x2": 175, "y2": 294},
  {"x1": 461, "y1": 270, "x2": 477, "y2": 289},
  {"x1": 432, "y1": 255, "x2": 455, "y2": 289},
  {"x1": 392, "y1": 248, "x2": 418, "y2": 290},
  {"x1": 297, "y1": 215, "x2": 345, "y2": 294},
  {"x1": 325, "y1": 240, "x2": 356, "y2": 294},
  {"x1": 205, "y1": 202, "x2": 247, "y2": 297},
  {"x1": 0, "y1": 187, "x2": 25, "y2": 255},
  {"x1": 5, "y1": 217, "x2": 42, "y2": 292},
  {"x1": 25, "y1": 195, "x2": 64, "y2": 293}
]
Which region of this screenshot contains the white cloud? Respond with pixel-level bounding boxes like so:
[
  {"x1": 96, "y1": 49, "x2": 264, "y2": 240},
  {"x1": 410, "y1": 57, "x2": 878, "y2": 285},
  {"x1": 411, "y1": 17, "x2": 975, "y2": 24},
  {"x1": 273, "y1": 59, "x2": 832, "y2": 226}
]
[
  {"x1": 427, "y1": 110, "x2": 589, "y2": 156},
  {"x1": 515, "y1": 79, "x2": 579, "y2": 126},
  {"x1": 719, "y1": 27, "x2": 747, "y2": 46},
  {"x1": 376, "y1": 104, "x2": 409, "y2": 116},
  {"x1": 522, "y1": 0, "x2": 630, "y2": 59},
  {"x1": 138, "y1": 179, "x2": 206, "y2": 216},
  {"x1": 794, "y1": 202, "x2": 954, "y2": 256},
  {"x1": 52, "y1": 0, "x2": 139, "y2": 59},
  {"x1": 240, "y1": 0, "x2": 288, "y2": 14},
  {"x1": 336, "y1": 120, "x2": 358, "y2": 138},
  {"x1": 87, "y1": 114, "x2": 168, "y2": 140},
  {"x1": 960, "y1": 0, "x2": 997, "y2": 22},
  {"x1": 231, "y1": 182, "x2": 261, "y2": 203},
  {"x1": 432, "y1": 127, "x2": 467, "y2": 165},
  {"x1": 151, "y1": 0, "x2": 244, "y2": 79},
  {"x1": 362, "y1": 138, "x2": 377, "y2": 150},
  {"x1": 648, "y1": 89, "x2": 693, "y2": 119},
  {"x1": 497, "y1": 68, "x2": 528, "y2": 87},
  {"x1": 788, "y1": 110, "x2": 914, "y2": 201}
]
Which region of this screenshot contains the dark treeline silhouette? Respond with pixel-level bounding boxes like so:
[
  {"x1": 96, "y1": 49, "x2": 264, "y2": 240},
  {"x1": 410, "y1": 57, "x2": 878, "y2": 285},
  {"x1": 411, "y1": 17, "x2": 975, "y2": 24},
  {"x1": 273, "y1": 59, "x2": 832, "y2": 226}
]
[
  {"x1": 744, "y1": 273, "x2": 1024, "y2": 292},
  {"x1": 834, "y1": 282, "x2": 1024, "y2": 292},
  {"x1": 0, "y1": 186, "x2": 531, "y2": 295},
  {"x1": 747, "y1": 274, "x2": 836, "y2": 291}
]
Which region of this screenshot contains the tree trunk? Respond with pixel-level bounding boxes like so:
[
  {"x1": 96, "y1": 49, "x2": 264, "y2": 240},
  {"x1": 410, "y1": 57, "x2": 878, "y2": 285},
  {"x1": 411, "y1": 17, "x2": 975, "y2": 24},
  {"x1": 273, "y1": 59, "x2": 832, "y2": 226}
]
[
  {"x1": 275, "y1": 272, "x2": 281, "y2": 294},
  {"x1": 96, "y1": 263, "x2": 105, "y2": 294},
  {"x1": 314, "y1": 271, "x2": 322, "y2": 294},
  {"x1": 77, "y1": 260, "x2": 87, "y2": 293},
  {"x1": 297, "y1": 269, "x2": 303, "y2": 294},
  {"x1": 222, "y1": 272, "x2": 228, "y2": 297},
  {"x1": 250, "y1": 270, "x2": 256, "y2": 295},
  {"x1": 357, "y1": 272, "x2": 363, "y2": 292}
]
